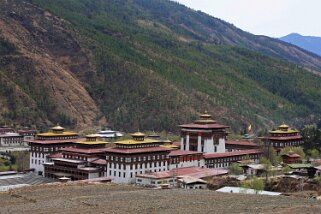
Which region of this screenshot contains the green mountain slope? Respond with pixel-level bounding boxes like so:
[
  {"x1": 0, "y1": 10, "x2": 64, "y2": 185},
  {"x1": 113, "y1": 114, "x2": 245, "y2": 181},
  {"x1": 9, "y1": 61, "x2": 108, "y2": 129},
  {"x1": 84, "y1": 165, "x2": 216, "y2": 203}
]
[{"x1": 0, "y1": 0, "x2": 320, "y2": 132}]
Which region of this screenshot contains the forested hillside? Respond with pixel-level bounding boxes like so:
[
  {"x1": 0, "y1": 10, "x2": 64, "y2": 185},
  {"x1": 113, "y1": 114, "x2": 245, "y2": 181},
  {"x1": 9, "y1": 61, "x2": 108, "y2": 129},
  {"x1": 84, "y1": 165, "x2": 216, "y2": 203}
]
[{"x1": 0, "y1": 0, "x2": 321, "y2": 132}]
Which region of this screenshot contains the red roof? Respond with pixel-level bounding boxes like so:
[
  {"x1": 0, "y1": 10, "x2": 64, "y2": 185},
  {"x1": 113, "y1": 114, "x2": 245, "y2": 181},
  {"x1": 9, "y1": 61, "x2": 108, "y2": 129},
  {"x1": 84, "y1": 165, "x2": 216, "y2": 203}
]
[
  {"x1": 18, "y1": 130, "x2": 36, "y2": 133},
  {"x1": 172, "y1": 141, "x2": 181, "y2": 147},
  {"x1": 0, "y1": 133, "x2": 22, "y2": 137},
  {"x1": 51, "y1": 158, "x2": 86, "y2": 164},
  {"x1": 137, "y1": 166, "x2": 228, "y2": 179},
  {"x1": 47, "y1": 152, "x2": 63, "y2": 159},
  {"x1": 204, "y1": 149, "x2": 261, "y2": 159},
  {"x1": 282, "y1": 153, "x2": 301, "y2": 158},
  {"x1": 225, "y1": 141, "x2": 259, "y2": 147},
  {"x1": 259, "y1": 135, "x2": 303, "y2": 141},
  {"x1": 61, "y1": 147, "x2": 106, "y2": 154},
  {"x1": 179, "y1": 123, "x2": 229, "y2": 129},
  {"x1": 169, "y1": 149, "x2": 202, "y2": 156},
  {"x1": 91, "y1": 159, "x2": 107, "y2": 165},
  {"x1": 26, "y1": 139, "x2": 80, "y2": 145},
  {"x1": 103, "y1": 147, "x2": 172, "y2": 154}
]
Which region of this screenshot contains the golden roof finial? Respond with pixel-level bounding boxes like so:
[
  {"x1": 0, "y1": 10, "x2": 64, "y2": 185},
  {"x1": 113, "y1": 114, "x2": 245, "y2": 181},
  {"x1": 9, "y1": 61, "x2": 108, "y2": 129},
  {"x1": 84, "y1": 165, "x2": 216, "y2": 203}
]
[
  {"x1": 279, "y1": 123, "x2": 289, "y2": 129},
  {"x1": 132, "y1": 131, "x2": 145, "y2": 137},
  {"x1": 195, "y1": 111, "x2": 216, "y2": 124},
  {"x1": 52, "y1": 124, "x2": 64, "y2": 131}
]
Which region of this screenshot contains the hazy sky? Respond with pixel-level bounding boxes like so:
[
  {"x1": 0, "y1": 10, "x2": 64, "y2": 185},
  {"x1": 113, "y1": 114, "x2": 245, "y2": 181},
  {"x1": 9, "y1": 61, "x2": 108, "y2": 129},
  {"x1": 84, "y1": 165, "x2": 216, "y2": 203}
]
[{"x1": 175, "y1": 0, "x2": 321, "y2": 38}]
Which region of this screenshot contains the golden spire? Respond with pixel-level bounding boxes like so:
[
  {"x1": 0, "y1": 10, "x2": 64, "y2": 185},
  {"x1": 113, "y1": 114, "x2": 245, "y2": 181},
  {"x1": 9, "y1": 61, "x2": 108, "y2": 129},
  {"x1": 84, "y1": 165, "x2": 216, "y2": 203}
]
[{"x1": 194, "y1": 111, "x2": 216, "y2": 124}]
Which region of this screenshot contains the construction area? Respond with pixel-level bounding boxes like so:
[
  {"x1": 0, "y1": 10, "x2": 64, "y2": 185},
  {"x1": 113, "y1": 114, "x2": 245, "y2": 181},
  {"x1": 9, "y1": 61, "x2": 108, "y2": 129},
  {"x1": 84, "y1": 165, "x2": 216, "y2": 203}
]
[{"x1": 1, "y1": 183, "x2": 321, "y2": 214}]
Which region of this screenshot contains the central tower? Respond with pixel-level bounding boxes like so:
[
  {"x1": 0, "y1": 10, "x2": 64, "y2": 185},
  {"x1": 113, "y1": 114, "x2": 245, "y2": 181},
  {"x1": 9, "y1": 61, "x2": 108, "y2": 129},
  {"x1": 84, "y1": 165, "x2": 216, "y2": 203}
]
[{"x1": 178, "y1": 112, "x2": 229, "y2": 153}]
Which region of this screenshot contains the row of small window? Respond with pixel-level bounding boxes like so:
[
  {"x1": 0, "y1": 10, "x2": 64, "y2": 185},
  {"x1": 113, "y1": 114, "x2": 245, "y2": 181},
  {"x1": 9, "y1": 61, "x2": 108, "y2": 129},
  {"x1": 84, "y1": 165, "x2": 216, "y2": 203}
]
[
  {"x1": 0, "y1": 140, "x2": 22, "y2": 144},
  {"x1": 31, "y1": 159, "x2": 44, "y2": 165},
  {"x1": 207, "y1": 162, "x2": 229, "y2": 168},
  {"x1": 48, "y1": 162, "x2": 80, "y2": 168},
  {"x1": 269, "y1": 142, "x2": 302, "y2": 147},
  {"x1": 31, "y1": 146, "x2": 66, "y2": 152},
  {"x1": 150, "y1": 179, "x2": 175, "y2": 184},
  {"x1": 271, "y1": 133, "x2": 298, "y2": 137},
  {"x1": 32, "y1": 152, "x2": 46, "y2": 158},
  {"x1": 109, "y1": 161, "x2": 167, "y2": 169},
  {"x1": 109, "y1": 167, "x2": 167, "y2": 178},
  {"x1": 117, "y1": 144, "x2": 157, "y2": 149},
  {"x1": 32, "y1": 147, "x2": 52, "y2": 152},
  {"x1": 206, "y1": 156, "x2": 248, "y2": 164},
  {"x1": 183, "y1": 137, "x2": 221, "y2": 141},
  {"x1": 38, "y1": 136, "x2": 76, "y2": 140},
  {"x1": 63, "y1": 155, "x2": 87, "y2": 161},
  {"x1": 107, "y1": 155, "x2": 166, "y2": 162},
  {"x1": 1, "y1": 137, "x2": 23, "y2": 141},
  {"x1": 171, "y1": 156, "x2": 199, "y2": 163}
]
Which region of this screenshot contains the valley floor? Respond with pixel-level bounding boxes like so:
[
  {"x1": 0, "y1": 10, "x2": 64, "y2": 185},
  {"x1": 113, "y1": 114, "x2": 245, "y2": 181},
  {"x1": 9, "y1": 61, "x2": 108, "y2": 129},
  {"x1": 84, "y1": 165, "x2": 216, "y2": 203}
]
[{"x1": 0, "y1": 183, "x2": 320, "y2": 214}]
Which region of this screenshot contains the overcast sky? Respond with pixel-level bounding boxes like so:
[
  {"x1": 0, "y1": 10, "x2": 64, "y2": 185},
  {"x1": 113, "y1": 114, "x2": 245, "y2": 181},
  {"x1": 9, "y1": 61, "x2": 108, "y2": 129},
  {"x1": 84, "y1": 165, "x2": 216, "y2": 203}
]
[{"x1": 175, "y1": 0, "x2": 321, "y2": 38}]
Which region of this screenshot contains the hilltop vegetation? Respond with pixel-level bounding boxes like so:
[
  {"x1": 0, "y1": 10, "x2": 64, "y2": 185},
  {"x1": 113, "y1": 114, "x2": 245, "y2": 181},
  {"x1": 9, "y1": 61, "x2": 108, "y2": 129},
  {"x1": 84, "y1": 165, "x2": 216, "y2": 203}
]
[{"x1": 0, "y1": 0, "x2": 321, "y2": 132}]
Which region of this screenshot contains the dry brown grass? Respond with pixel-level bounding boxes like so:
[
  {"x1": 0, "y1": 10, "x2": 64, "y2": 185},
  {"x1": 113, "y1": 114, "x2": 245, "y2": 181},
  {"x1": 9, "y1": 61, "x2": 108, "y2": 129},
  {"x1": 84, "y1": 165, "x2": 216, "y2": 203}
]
[{"x1": 1, "y1": 182, "x2": 321, "y2": 214}]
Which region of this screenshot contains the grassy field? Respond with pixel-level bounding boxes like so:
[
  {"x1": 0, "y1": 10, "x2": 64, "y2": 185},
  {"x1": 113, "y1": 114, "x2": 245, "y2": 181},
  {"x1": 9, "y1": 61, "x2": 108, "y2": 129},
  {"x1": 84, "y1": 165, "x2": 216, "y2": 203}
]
[{"x1": 0, "y1": 183, "x2": 321, "y2": 214}]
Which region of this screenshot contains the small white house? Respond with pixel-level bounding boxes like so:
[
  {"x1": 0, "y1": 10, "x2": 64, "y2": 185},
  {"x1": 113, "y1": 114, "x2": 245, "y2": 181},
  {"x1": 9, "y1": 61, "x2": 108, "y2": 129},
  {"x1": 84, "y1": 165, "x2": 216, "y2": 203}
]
[
  {"x1": 242, "y1": 164, "x2": 265, "y2": 176},
  {"x1": 177, "y1": 176, "x2": 207, "y2": 189},
  {"x1": 136, "y1": 172, "x2": 176, "y2": 187}
]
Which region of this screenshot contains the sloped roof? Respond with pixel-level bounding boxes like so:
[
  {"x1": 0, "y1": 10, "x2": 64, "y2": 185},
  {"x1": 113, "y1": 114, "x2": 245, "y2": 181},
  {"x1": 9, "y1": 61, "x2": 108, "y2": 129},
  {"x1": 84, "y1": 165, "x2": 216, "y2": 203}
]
[
  {"x1": 204, "y1": 149, "x2": 261, "y2": 159},
  {"x1": 136, "y1": 167, "x2": 227, "y2": 179},
  {"x1": 177, "y1": 176, "x2": 207, "y2": 184}
]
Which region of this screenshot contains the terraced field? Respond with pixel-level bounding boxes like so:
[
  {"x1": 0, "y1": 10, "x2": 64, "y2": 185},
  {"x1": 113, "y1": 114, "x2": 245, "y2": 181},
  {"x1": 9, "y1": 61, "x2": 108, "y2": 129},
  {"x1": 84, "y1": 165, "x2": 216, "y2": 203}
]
[{"x1": 0, "y1": 183, "x2": 320, "y2": 214}]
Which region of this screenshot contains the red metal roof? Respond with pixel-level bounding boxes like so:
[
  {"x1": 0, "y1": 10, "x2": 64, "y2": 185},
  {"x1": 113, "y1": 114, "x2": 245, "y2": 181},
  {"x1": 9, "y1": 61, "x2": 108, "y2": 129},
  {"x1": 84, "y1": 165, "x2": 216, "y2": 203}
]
[
  {"x1": 47, "y1": 152, "x2": 63, "y2": 159},
  {"x1": 172, "y1": 141, "x2": 181, "y2": 147},
  {"x1": 169, "y1": 149, "x2": 202, "y2": 156},
  {"x1": 51, "y1": 158, "x2": 86, "y2": 164},
  {"x1": 259, "y1": 135, "x2": 303, "y2": 141},
  {"x1": 282, "y1": 153, "x2": 301, "y2": 158},
  {"x1": 225, "y1": 141, "x2": 259, "y2": 147},
  {"x1": 179, "y1": 123, "x2": 229, "y2": 129},
  {"x1": 137, "y1": 167, "x2": 228, "y2": 179},
  {"x1": 60, "y1": 147, "x2": 106, "y2": 154},
  {"x1": 91, "y1": 159, "x2": 107, "y2": 165},
  {"x1": 18, "y1": 130, "x2": 36, "y2": 133},
  {"x1": 204, "y1": 149, "x2": 261, "y2": 159},
  {"x1": 26, "y1": 139, "x2": 81, "y2": 145},
  {"x1": 0, "y1": 133, "x2": 22, "y2": 137},
  {"x1": 103, "y1": 147, "x2": 172, "y2": 154}
]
